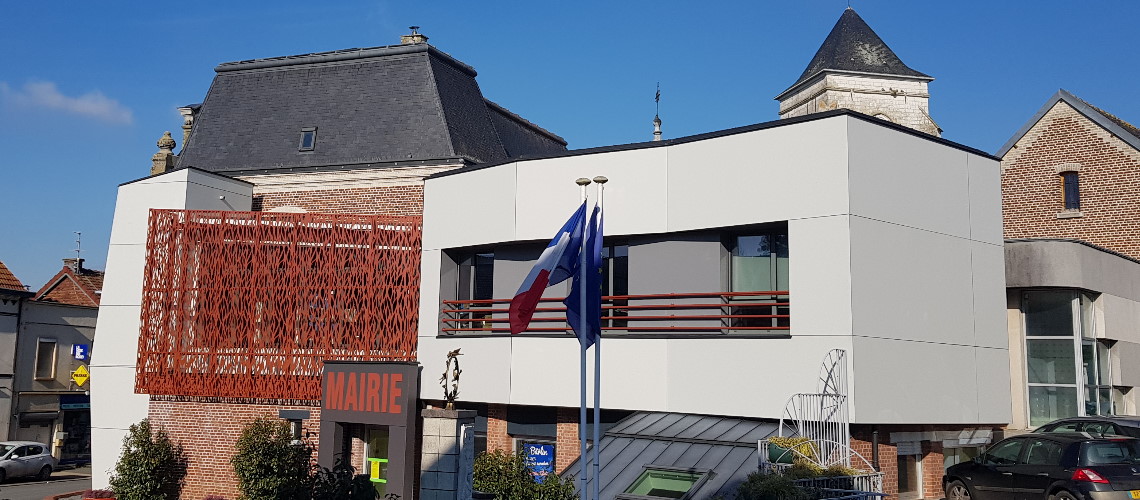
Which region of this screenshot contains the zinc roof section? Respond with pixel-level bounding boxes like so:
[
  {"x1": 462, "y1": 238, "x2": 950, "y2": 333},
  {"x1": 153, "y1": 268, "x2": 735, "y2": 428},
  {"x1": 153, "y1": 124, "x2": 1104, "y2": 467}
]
[
  {"x1": 565, "y1": 411, "x2": 778, "y2": 499},
  {"x1": 782, "y1": 7, "x2": 931, "y2": 97},
  {"x1": 176, "y1": 43, "x2": 564, "y2": 173}
]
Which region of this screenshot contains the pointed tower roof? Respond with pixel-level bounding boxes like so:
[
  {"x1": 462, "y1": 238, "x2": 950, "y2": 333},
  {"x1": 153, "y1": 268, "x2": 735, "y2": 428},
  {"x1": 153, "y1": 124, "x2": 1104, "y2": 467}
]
[{"x1": 782, "y1": 8, "x2": 931, "y2": 95}]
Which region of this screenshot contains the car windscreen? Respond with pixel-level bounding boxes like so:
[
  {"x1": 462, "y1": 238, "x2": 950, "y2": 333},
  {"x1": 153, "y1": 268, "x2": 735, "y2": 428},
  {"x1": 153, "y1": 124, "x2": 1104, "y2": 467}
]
[
  {"x1": 0, "y1": 444, "x2": 13, "y2": 457},
  {"x1": 1080, "y1": 440, "x2": 1140, "y2": 465}
]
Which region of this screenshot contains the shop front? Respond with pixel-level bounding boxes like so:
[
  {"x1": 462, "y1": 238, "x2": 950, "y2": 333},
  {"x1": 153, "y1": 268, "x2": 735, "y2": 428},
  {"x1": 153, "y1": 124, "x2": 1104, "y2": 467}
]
[{"x1": 319, "y1": 361, "x2": 419, "y2": 499}]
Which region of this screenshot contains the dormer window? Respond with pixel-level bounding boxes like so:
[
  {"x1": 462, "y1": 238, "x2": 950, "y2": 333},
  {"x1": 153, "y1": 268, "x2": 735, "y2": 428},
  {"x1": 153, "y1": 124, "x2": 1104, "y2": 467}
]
[{"x1": 299, "y1": 127, "x2": 317, "y2": 151}]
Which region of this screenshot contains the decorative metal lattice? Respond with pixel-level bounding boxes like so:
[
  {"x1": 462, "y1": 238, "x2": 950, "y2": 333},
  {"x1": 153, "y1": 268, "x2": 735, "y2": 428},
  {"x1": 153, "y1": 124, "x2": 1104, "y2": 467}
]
[{"x1": 136, "y1": 210, "x2": 422, "y2": 401}]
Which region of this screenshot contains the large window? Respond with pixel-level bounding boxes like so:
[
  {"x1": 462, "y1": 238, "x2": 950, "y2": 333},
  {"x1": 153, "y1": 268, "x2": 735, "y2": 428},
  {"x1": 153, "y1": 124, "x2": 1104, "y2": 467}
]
[
  {"x1": 729, "y1": 232, "x2": 789, "y2": 329},
  {"x1": 456, "y1": 252, "x2": 495, "y2": 329},
  {"x1": 34, "y1": 339, "x2": 57, "y2": 380},
  {"x1": 602, "y1": 244, "x2": 629, "y2": 328},
  {"x1": 1024, "y1": 291, "x2": 1113, "y2": 426}
]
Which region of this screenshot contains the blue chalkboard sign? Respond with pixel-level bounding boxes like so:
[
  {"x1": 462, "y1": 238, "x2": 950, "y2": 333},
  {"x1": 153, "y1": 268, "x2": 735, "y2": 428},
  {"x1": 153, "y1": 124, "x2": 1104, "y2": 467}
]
[{"x1": 523, "y1": 443, "x2": 555, "y2": 483}]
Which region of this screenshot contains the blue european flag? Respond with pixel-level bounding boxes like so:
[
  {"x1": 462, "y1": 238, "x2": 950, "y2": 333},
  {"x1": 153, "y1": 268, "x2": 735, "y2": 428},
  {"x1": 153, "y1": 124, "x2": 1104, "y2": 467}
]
[{"x1": 565, "y1": 204, "x2": 603, "y2": 348}]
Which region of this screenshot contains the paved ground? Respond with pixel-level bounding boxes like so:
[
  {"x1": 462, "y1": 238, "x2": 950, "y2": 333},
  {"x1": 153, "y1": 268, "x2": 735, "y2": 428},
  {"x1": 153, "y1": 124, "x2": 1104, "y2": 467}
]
[{"x1": 0, "y1": 465, "x2": 91, "y2": 500}]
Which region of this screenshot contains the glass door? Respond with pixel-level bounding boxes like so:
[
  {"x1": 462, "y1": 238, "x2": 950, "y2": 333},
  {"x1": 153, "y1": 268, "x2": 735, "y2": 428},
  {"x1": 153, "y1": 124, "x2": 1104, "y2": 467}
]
[{"x1": 364, "y1": 426, "x2": 390, "y2": 496}]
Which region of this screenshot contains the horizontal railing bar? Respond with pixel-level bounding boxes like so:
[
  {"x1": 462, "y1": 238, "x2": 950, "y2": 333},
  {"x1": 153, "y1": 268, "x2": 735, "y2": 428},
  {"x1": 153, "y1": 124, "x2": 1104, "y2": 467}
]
[
  {"x1": 442, "y1": 290, "x2": 789, "y2": 305},
  {"x1": 442, "y1": 325, "x2": 790, "y2": 332},
  {"x1": 443, "y1": 302, "x2": 789, "y2": 314},
  {"x1": 443, "y1": 314, "x2": 789, "y2": 323}
]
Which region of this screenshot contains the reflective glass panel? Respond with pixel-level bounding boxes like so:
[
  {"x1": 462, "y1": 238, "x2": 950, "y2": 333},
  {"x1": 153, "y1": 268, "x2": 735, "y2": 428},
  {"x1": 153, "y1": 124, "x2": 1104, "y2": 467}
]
[
  {"x1": 1025, "y1": 291, "x2": 1075, "y2": 337},
  {"x1": 1027, "y1": 339, "x2": 1077, "y2": 384},
  {"x1": 1029, "y1": 386, "x2": 1079, "y2": 426}
]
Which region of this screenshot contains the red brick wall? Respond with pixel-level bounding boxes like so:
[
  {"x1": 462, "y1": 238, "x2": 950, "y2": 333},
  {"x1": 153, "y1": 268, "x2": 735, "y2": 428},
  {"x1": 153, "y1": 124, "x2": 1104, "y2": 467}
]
[
  {"x1": 1002, "y1": 101, "x2": 1140, "y2": 259},
  {"x1": 252, "y1": 185, "x2": 424, "y2": 216},
  {"x1": 148, "y1": 400, "x2": 321, "y2": 500},
  {"x1": 486, "y1": 404, "x2": 511, "y2": 453},
  {"x1": 921, "y1": 441, "x2": 945, "y2": 499},
  {"x1": 555, "y1": 407, "x2": 580, "y2": 472},
  {"x1": 851, "y1": 428, "x2": 898, "y2": 497}
]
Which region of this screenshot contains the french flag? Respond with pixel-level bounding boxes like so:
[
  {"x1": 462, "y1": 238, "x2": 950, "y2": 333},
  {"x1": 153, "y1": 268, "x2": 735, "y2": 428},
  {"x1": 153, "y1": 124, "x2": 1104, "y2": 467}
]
[{"x1": 509, "y1": 202, "x2": 587, "y2": 334}]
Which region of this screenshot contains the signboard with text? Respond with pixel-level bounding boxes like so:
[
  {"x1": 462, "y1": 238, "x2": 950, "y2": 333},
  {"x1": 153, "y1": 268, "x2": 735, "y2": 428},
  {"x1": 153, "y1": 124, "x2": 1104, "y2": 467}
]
[
  {"x1": 524, "y1": 443, "x2": 555, "y2": 482},
  {"x1": 320, "y1": 361, "x2": 418, "y2": 427}
]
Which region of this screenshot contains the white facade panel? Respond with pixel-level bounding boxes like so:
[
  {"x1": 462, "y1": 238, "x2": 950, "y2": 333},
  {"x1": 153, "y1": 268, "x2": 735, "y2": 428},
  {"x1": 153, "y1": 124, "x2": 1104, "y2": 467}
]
[
  {"x1": 666, "y1": 117, "x2": 850, "y2": 233},
  {"x1": 422, "y1": 164, "x2": 518, "y2": 250},
  {"x1": 515, "y1": 148, "x2": 670, "y2": 241},
  {"x1": 1102, "y1": 293, "x2": 1140, "y2": 344},
  {"x1": 967, "y1": 154, "x2": 1005, "y2": 245},
  {"x1": 851, "y1": 336, "x2": 983, "y2": 424},
  {"x1": 848, "y1": 119, "x2": 972, "y2": 239},
  {"x1": 788, "y1": 215, "x2": 853, "y2": 336},
  {"x1": 418, "y1": 336, "x2": 514, "y2": 404},
  {"x1": 508, "y1": 337, "x2": 592, "y2": 408},
  {"x1": 850, "y1": 216, "x2": 975, "y2": 346},
  {"x1": 974, "y1": 346, "x2": 1014, "y2": 424},
  {"x1": 418, "y1": 249, "x2": 444, "y2": 339},
  {"x1": 97, "y1": 243, "x2": 147, "y2": 307},
  {"x1": 89, "y1": 305, "x2": 142, "y2": 367},
  {"x1": 107, "y1": 171, "x2": 191, "y2": 245},
  {"x1": 972, "y1": 242, "x2": 1009, "y2": 349},
  {"x1": 666, "y1": 336, "x2": 854, "y2": 419}
]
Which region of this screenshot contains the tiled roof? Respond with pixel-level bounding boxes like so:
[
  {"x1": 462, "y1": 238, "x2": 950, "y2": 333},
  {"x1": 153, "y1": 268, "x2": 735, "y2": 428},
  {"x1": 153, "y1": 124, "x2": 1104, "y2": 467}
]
[
  {"x1": 34, "y1": 263, "x2": 104, "y2": 307},
  {"x1": 784, "y1": 8, "x2": 931, "y2": 95},
  {"x1": 176, "y1": 43, "x2": 566, "y2": 174},
  {"x1": 0, "y1": 260, "x2": 25, "y2": 292}
]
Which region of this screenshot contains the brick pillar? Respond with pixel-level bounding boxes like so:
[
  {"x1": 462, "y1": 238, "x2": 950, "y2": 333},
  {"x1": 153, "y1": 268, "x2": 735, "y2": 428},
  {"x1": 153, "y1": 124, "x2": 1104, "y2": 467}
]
[
  {"x1": 921, "y1": 441, "x2": 945, "y2": 499},
  {"x1": 851, "y1": 429, "x2": 898, "y2": 497},
  {"x1": 486, "y1": 404, "x2": 511, "y2": 453},
  {"x1": 555, "y1": 407, "x2": 580, "y2": 472}
]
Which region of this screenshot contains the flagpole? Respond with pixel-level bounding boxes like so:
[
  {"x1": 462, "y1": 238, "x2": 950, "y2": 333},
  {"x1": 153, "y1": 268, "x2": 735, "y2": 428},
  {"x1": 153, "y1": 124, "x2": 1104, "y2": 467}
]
[
  {"x1": 591, "y1": 175, "x2": 607, "y2": 500},
  {"x1": 575, "y1": 177, "x2": 591, "y2": 500}
]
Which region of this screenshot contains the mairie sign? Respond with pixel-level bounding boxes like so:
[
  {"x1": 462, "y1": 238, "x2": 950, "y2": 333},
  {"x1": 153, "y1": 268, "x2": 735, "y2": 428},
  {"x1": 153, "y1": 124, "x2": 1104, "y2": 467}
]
[{"x1": 72, "y1": 365, "x2": 90, "y2": 387}]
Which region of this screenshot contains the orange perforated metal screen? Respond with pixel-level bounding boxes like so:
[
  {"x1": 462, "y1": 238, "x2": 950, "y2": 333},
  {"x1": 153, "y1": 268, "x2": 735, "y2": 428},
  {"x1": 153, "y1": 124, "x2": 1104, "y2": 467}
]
[{"x1": 136, "y1": 210, "x2": 421, "y2": 400}]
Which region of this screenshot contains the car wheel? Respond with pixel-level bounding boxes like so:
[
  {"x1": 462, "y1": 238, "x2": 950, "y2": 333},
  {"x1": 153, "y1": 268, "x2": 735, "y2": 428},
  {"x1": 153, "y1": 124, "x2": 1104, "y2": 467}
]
[
  {"x1": 1052, "y1": 491, "x2": 1079, "y2": 500},
  {"x1": 37, "y1": 465, "x2": 52, "y2": 480},
  {"x1": 946, "y1": 480, "x2": 972, "y2": 500}
]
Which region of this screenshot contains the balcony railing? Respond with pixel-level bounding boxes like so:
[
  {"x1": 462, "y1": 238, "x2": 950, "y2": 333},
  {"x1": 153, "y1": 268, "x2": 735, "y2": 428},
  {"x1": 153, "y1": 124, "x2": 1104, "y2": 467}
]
[{"x1": 440, "y1": 291, "x2": 788, "y2": 335}]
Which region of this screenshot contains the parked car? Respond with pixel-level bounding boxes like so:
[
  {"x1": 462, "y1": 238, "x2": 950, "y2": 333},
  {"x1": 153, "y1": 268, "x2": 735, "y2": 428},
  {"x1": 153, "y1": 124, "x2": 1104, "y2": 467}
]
[
  {"x1": 1035, "y1": 417, "x2": 1140, "y2": 438},
  {"x1": 943, "y1": 433, "x2": 1140, "y2": 500},
  {"x1": 0, "y1": 441, "x2": 56, "y2": 483}
]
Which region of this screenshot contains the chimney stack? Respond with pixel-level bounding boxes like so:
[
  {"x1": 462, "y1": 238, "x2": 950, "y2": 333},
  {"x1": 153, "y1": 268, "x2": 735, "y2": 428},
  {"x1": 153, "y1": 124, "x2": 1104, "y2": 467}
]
[
  {"x1": 401, "y1": 26, "x2": 428, "y2": 45},
  {"x1": 63, "y1": 258, "x2": 84, "y2": 272}
]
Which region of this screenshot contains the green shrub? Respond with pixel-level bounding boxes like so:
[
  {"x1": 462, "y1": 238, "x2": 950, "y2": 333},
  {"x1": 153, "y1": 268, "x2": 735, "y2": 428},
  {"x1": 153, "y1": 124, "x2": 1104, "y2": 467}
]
[
  {"x1": 108, "y1": 419, "x2": 186, "y2": 500},
  {"x1": 735, "y1": 471, "x2": 810, "y2": 500},
  {"x1": 310, "y1": 458, "x2": 378, "y2": 500},
  {"x1": 231, "y1": 418, "x2": 313, "y2": 500},
  {"x1": 473, "y1": 450, "x2": 576, "y2": 500}
]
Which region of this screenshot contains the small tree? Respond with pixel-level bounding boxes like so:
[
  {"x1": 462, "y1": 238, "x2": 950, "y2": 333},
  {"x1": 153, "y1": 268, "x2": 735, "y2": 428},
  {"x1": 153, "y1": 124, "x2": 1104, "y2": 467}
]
[
  {"x1": 473, "y1": 450, "x2": 576, "y2": 500},
  {"x1": 109, "y1": 419, "x2": 186, "y2": 500},
  {"x1": 231, "y1": 418, "x2": 313, "y2": 500},
  {"x1": 310, "y1": 458, "x2": 378, "y2": 500}
]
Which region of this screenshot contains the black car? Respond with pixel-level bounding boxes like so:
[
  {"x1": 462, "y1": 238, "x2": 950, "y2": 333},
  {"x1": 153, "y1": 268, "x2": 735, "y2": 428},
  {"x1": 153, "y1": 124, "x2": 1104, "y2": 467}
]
[
  {"x1": 943, "y1": 433, "x2": 1140, "y2": 500},
  {"x1": 1035, "y1": 417, "x2": 1140, "y2": 438}
]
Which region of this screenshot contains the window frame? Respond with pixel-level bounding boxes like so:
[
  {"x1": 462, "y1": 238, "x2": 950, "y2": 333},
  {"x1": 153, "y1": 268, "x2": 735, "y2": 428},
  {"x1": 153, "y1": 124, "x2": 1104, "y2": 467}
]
[
  {"x1": 1061, "y1": 171, "x2": 1080, "y2": 211},
  {"x1": 34, "y1": 338, "x2": 58, "y2": 381},
  {"x1": 298, "y1": 127, "x2": 317, "y2": 152}
]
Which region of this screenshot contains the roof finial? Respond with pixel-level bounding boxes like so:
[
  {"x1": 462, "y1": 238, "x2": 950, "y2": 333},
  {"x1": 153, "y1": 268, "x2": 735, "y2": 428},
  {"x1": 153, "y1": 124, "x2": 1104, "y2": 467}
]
[{"x1": 652, "y1": 83, "x2": 663, "y2": 141}]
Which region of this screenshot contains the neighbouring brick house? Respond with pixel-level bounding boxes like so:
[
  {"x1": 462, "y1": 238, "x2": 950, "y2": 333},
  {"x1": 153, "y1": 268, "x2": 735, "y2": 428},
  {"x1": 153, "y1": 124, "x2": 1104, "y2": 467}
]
[
  {"x1": 90, "y1": 30, "x2": 565, "y2": 499},
  {"x1": 999, "y1": 90, "x2": 1140, "y2": 431}
]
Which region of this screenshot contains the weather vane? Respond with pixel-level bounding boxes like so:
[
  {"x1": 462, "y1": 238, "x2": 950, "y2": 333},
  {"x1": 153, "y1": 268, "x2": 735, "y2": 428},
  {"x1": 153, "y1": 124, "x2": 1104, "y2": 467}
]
[{"x1": 655, "y1": 82, "x2": 661, "y2": 116}]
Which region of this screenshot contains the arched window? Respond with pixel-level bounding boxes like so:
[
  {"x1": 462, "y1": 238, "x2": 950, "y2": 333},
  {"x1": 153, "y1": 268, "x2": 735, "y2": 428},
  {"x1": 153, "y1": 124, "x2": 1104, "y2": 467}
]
[{"x1": 1061, "y1": 171, "x2": 1080, "y2": 210}]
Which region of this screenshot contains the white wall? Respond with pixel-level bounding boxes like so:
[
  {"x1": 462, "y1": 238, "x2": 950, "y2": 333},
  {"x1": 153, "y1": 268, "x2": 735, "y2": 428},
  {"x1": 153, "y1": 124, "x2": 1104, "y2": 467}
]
[
  {"x1": 419, "y1": 114, "x2": 1008, "y2": 425},
  {"x1": 91, "y1": 169, "x2": 251, "y2": 488}
]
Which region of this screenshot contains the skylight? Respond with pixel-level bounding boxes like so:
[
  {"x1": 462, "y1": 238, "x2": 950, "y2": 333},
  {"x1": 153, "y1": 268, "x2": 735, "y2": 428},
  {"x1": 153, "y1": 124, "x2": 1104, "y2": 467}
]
[{"x1": 299, "y1": 127, "x2": 317, "y2": 151}]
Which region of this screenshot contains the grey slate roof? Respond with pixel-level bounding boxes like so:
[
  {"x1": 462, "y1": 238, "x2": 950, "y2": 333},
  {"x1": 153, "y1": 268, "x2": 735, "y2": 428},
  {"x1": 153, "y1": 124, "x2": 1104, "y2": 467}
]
[
  {"x1": 779, "y1": 8, "x2": 931, "y2": 99},
  {"x1": 176, "y1": 43, "x2": 565, "y2": 173},
  {"x1": 563, "y1": 411, "x2": 778, "y2": 499},
  {"x1": 997, "y1": 89, "x2": 1140, "y2": 157}
]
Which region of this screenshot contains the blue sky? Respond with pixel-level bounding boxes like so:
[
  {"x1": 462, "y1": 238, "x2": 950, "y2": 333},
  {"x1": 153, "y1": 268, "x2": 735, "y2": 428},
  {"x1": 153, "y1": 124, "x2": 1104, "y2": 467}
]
[{"x1": 2, "y1": 1, "x2": 1139, "y2": 288}]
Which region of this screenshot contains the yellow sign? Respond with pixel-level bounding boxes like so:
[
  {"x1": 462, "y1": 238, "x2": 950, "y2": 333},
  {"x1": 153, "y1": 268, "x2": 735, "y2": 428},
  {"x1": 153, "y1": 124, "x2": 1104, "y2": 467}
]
[
  {"x1": 72, "y1": 365, "x2": 89, "y2": 387},
  {"x1": 368, "y1": 457, "x2": 388, "y2": 484}
]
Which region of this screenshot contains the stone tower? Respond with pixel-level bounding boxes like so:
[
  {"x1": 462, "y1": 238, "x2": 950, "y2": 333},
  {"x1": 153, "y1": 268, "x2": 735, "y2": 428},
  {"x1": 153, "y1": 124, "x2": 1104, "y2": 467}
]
[{"x1": 776, "y1": 8, "x2": 940, "y2": 136}]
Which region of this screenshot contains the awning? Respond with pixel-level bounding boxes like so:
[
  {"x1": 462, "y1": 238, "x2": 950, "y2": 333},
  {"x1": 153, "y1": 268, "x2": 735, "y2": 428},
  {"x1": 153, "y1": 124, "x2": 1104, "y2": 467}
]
[{"x1": 19, "y1": 411, "x2": 60, "y2": 422}]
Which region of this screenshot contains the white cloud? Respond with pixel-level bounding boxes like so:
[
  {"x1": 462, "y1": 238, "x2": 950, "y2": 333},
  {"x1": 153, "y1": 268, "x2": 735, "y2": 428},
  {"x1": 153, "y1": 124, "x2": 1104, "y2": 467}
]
[{"x1": 0, "y1": 81, "x2": 133, "y2": 125}]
